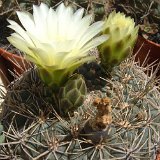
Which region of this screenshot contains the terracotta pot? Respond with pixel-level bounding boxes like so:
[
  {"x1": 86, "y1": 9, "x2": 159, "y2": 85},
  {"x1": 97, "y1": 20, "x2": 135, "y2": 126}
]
[
  {"x1": 156, "y1": 149, "x2": 160, "y2": 160},
  {"x1": 0, "y1": 48, "x2": 32, "y2": 87},
  {"x1": 134, "y1": 35, "x2": 160, "y2": 76}
]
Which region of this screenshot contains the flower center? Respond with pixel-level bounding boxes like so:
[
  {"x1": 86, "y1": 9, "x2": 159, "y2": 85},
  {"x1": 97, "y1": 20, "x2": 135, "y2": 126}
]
[{"x1": 55, "y1": 34, "x2": 68, "y2": 42}]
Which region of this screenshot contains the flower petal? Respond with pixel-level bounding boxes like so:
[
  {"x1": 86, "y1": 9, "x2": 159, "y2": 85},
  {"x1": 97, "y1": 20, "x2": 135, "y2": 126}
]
[
  {"x1": 65, "y1": 55, "x2": 96, "y2": 72},
  {"x1": 33, "y1": 3, "x2": 49, "y2": 40},
  {"x1": 80, "y1": 35, "x2": 109, "y2": 55},
  {"x1": 78, "y1": 21, "x2": 105, "y2": 48},
  {"x1": 7, "y1": 34, "x2": 33, "y2": 55},
  {"x1": 7, "y1": 19, "x2": 34, "y2": 46},
  {"x1": 73, "y1": 8, "x2": 84, "y2": 22},
  {"x1": 47, "y1": 8, "x2": 57, "y2": 41},
  {"x1": 16, "y1": 11, "x2": 35, "y2": 34}
]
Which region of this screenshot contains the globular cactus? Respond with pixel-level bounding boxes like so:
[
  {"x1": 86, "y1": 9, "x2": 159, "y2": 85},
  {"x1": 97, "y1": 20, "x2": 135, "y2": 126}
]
[
  {"x1": 115, "y1": 0, "x2": 160, "y2": 24},
  {"x1": 0, "y1": 123, "x2": 4, "y2": 144},
  {"x1": 0, "y1": 56, "x2": 160, "y2": 159},
  {"x1": 0, "y1": 2, "x2": 160, "y2": 160}
]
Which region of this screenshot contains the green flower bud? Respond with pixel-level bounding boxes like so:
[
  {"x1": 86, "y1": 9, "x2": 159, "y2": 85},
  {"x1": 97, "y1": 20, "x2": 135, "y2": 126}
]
[{"x1": 98, "y1": 11, "x2": 139, "y2": 69}]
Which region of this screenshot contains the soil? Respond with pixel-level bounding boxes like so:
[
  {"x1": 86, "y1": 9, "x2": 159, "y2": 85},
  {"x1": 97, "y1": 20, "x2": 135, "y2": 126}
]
[
  {"x1": 148, "y1": 32, "x2": 160, "y2": 44},
  {"x1": 0, "y1": 18, "x2": 11, "y2": 46}
]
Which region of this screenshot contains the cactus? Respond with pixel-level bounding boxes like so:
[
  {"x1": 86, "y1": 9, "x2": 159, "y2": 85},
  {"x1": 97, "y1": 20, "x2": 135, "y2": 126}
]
[
  {"x1": 0, "y1": 56, "x2": 160, "y2": 159},
  {"x1": 67, "y1": 0, "x2": 114, "y2": 21},
  {"x1": 0, "y1": 123, "x2": 4, "y2": 144},
  {"x1": 0, "y1": 2, "x2": 160, "y2": 160},
  {"x1": 114, "y1": 0, "x2": 160, "y2": 25}
]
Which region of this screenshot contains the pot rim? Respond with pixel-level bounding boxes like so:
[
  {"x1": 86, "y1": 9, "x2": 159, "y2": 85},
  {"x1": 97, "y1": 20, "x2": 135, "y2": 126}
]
[
  {"x1": 0, "y1": 47, "x2": 24, "y2": 61},
  {"x1": 140, "y1": 35, "x2": 160, "y2": 47}
]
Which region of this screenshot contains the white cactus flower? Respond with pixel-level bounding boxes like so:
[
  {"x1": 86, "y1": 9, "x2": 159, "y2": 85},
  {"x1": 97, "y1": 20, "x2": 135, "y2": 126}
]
[{"x1": 7, "y1": 3, "x2": 108, "y2": 86}]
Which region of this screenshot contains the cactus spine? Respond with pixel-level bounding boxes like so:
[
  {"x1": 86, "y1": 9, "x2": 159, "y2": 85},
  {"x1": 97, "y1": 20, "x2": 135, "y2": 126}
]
[
  {"x1": 0, "y1": 2, "x2": 160, "y2": 160},
  {"x1": 0, "y1": 56, "x2": 160, "y2": 159}
]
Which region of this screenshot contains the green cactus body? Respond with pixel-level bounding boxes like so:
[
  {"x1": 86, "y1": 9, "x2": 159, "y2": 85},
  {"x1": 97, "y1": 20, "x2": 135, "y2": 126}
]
[
  {"x1": 0, "y1": 56, "x2": 160, "y2": 159},
  {"x1": 2, "y1": 1, "x2": 160, "y2": 160},
  {"x1": 0, "y1": 123, "x2": 4, "y2": 144}
]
